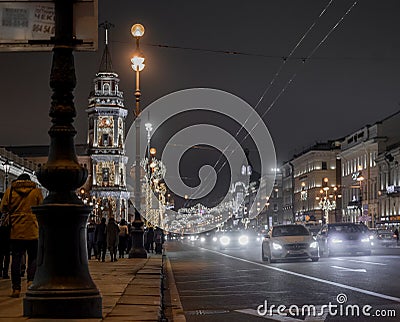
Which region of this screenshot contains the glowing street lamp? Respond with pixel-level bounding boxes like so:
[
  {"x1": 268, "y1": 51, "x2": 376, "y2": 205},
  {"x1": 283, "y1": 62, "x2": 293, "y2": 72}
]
[
  {"x1": 317, "y1": 178, "x2": 337, "y2": 224},
  {"x1": 129, "y1": 23, "x2": 147, "y2": 259}
]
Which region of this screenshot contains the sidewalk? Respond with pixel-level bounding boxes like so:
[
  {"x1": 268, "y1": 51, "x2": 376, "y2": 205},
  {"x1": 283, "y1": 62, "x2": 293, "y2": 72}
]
[{"x1": 0, "y1": 253, "x2": 164, "y2": 321}]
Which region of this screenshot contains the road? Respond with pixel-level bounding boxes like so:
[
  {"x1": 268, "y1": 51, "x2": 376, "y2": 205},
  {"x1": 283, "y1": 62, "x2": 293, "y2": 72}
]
[{"x1": 166, "y1": 239, "x2": 400, "y2": 322}]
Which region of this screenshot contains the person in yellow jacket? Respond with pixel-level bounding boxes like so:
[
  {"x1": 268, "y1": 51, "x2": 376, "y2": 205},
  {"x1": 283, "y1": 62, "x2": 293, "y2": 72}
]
[{"x1": 0, "y1": 173, "x2": 43, "y2": 298}]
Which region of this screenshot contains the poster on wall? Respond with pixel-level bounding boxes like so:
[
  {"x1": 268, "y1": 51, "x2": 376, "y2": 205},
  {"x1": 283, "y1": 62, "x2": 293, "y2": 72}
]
[{"x1": 0, "y1": 0, "x2": 97, "y2": 51}]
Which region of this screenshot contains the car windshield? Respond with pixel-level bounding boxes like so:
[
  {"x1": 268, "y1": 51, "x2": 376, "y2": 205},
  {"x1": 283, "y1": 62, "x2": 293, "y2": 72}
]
[
  {"x1": 329, "y1": 224, "x2": 361, "y2": 233},
  {"x1": 272, "y1": 225, "x2": 310, "y2": 237}
]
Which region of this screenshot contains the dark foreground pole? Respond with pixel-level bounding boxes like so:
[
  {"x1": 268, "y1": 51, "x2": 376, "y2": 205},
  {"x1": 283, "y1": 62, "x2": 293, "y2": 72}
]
[{"x1": 23, "y1": 0, "x2": 102, "y2": 318}]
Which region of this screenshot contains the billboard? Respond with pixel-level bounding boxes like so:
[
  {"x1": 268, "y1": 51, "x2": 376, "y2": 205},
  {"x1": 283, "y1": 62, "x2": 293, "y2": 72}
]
[{"x1": 0, "y1": 0, "x2": 97, "y2": 52}]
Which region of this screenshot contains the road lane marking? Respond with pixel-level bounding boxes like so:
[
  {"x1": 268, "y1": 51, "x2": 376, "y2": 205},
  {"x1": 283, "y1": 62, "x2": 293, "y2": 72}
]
[
  {"x1": 331, "y1": 265, "x2": 367, "y2": 272},
  {"x1": 236, "y1": 268, "x2": 262, "y2": 272},
  {"x1": 176, "y1": 275, "x2": 253, "y2": 283},
  {"x1": 333, "y1": 258, "x2": 387, "y2": 266},
  {"x1": 180, "y1": 291, "x2": 269, "y2": 298},
  {"x1": 201, "y1": 247, "x2": 400, "y2": 303}
]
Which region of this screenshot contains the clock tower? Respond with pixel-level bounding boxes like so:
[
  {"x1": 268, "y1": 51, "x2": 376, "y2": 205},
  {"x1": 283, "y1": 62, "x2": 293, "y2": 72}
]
[{"x1": 86, "y1": 23, "x2": 129, "y2": 221}]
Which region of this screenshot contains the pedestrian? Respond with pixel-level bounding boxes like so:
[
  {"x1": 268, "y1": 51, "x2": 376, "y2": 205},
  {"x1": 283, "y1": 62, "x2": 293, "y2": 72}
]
[
  {"x1": 394, "y1": 227, "x2": 399, "y2": 245},
  {"x1": 20, "y1": 251, "x2": 26, "y2": 277},
  {"x1": 0, "y1": 193, "x2": 10, "y2": 279},
  {"x1": 154, "y1": 226, "x2": 164, "y2": 254},
  {"x1": 144, "y1": 227, "x2": 149, "y2": 252},
  {"x1": 126, "y1": 220, "x2": 132, "y2": 254},
  {"x1": 87, "y1": 218, "x2": 97, "y2": 259},
  {"x1": 95, "y1": 217, "x2": 107, "y2": 262},
  {"x1": 146, "y1": 226, "x2": 154, "y2": 253},
  {"x1": 106, "y1": 217, "x2": 119, "y2": 262},
  {"x1": 0, "y1": 173, "x2": 43, "y2": 298},
  {"x1": 118, "y1": 219, "x2": 129, "y2": 258}
]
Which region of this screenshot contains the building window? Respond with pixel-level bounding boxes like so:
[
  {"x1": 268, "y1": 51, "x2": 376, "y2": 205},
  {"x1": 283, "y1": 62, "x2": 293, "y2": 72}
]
[
  {"x1": 102, "y1": 168, "x2": 109, "y2": 186},
  {"x1": 102, "y1": 133, "x2": 109, "y2": 146},
  {"x1": 103, "y1": 83, "x2": 110, "y2": 94},
  {"x1": 321, "y1": 161, "x2": 327, "y2": 170}
]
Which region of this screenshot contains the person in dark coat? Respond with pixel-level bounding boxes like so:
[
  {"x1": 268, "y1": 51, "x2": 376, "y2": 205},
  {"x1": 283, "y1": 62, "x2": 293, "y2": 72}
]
[
  {"x1": 0, "y1": 199, "x2": 10, "y2": 279},
  {"x1": 154, "y1": 227, "x2": 164, "y2": 254},
  {"x1": 118, "y1": 219, "x2": 129, "y2": 258},
  {"x1": 394, "y1": 227, "x2": 399, "y2": 245},
  {"x1": 106, "y1": 217, "x2": 119, "y2": 262},
  {"x1": 95, "y1": 217, "x2": 107, "y2": 262},
  {"x1": 145, "y1": 227, "x2": 154, "y2": 253},
  {"x1": 87, "y1": 218, "x2": 97, "y2": 260},
  {"x1": 126, "y1": 221, "x2": 132, "y2": 254}
]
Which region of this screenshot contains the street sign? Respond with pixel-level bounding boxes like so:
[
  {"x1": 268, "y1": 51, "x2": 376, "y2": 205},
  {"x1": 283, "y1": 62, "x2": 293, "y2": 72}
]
[{"x1": 0, "y1": 0, "x2": 97, "y2": 52}]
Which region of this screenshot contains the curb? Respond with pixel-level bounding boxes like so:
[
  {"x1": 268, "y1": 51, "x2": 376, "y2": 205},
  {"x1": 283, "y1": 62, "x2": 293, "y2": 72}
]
[{"x1": 165, "y1": 255, "x2": 186, "y2": 322}]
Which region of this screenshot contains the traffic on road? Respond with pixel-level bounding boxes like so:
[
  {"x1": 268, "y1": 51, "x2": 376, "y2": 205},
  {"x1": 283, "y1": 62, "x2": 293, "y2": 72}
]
[{"x1": 167, "y1": 225, "x2": 400, "y2": 321}]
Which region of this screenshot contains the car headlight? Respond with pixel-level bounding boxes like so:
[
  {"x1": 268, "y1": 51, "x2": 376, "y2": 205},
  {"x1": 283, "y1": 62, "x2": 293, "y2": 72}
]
[
  {"x1": 309, "y1": 241, "x2": 318, "y2": 248},
  {"x1": 331, "y1": 238, "x2": 343, "y2": 243},
  {"x1": 361, "y1": 237, "x2": 370, "y2": 243},
  {"x1": 220, "y1": 236, "x2": 230, "y2": 246},
  {"x1": 212, "y1": 237, "x2": 217, "y2": 242},
  {"x1": 272, "y1": 242, "x2": 282, "y2": 250},
  {"x1": 200, "y1": 237, "x2": 205, "y2": 242},
  {"x1": 256, "y1": 237, "x2": 261, "y2": 242},
  {"x1": 239, "y1": 235, "x2": 249, "y2": 245}
]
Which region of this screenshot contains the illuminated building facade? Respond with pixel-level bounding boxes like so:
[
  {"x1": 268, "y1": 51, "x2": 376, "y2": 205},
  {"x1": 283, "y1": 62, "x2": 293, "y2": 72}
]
[{"x1": 86, "y1": 39, "x2": 129, "y2": 221}]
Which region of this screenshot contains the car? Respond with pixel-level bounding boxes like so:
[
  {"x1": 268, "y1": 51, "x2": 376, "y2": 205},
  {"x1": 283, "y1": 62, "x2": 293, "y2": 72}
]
[
  {"x1": 218, "y1": 230, "x2": 249, "y2": 249},
  {"x1": 305, "y1": 224, "x2": 323, "y2": 237},
  {"x1": 261, "y1": 224, "x2": 319, "y2": 263},
  {"x1": 316, "y1": 223, "x2": 372, "y2": 256},
  {"x1": 370, "y1": 229, "x2": 397, "y2": 247}
]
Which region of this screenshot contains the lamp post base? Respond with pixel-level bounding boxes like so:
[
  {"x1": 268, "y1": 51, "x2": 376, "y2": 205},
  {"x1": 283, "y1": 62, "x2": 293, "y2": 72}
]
[
  {"x1": 24, "y1": 294, "x2": 102, "y2": 318},
  {"x1": 129, "y1": 208, "x2": 147, "y2": 258},
  {"x1": 23, "y1": 204, "x2": 102, "y2": 318},
  {"x1": 129, "y1": 227, "x2": 147, "y2": 258}
]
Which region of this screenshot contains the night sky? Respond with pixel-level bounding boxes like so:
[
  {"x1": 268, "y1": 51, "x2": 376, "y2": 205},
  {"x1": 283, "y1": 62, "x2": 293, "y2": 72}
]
[{"x1": 1, "y1": 0, "x2": 400, "y2": 165}]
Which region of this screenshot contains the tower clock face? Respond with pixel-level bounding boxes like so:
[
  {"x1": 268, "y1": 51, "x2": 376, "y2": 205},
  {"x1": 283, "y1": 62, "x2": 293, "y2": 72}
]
[{"x1": 99, "y1": 117, "x2": 113, "y2": 128}]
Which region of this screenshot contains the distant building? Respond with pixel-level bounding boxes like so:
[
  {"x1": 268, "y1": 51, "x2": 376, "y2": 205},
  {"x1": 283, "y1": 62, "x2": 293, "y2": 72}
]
[
  {"x1": 287, "y1": 141, "x2": 342, "y2": 224},
  {"x1": 340, "y1": 110, "x2": 400, "y2": 226},
  {"x1": 0, "y1": 147, "x2": 41, "y2": 193},
  {"x1": 376, "y1": 144, "x2": 400, "y2": 227},
  {"x1": 86, "y1": 35, "x2": 130, "y2": 222}
]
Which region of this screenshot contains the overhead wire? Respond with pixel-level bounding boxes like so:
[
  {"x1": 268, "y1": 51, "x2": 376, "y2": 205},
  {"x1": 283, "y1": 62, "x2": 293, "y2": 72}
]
[
  {"x1": 187, "y1": 0, "x2": 359, "y2": 201},
  {"x1": 187, "y1": 0, "x2": 335, "y2": 200}
]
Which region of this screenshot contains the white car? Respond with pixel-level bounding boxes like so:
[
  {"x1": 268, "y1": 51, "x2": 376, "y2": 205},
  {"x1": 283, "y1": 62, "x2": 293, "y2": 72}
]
[
  {"x1": 218, "y1": 230, "x2": 249, "y2": 250},
  {"x1": 262, "y1": 224, "x2": 319, "y2": 263}
]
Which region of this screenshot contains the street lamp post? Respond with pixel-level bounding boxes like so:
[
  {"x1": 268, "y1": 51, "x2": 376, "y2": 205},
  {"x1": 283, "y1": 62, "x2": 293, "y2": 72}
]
[
  {"x1": 316, "y1": 178, "x2": 337, "y2": 224},
  {"x1": 3, "y1": 159, "x2": 11, "y2": 190},
  {"x1": 356, "y1": 171, "x2": 365, "y2": 224},
  {"x1": 23, "y1": 0, "x2": 101, "y2": 317},
  {"x1": 145, "y1": 123, "x2": 153, "y2": 225},
  {"x1": 129, "y1": 23, "x2": 147, "y2": 258}
]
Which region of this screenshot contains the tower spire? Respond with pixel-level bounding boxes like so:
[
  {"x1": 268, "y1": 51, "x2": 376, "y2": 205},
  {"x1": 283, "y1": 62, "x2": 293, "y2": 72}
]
[{"x1": 98, "y1": 21, "x2": 115, "y2": 72}]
